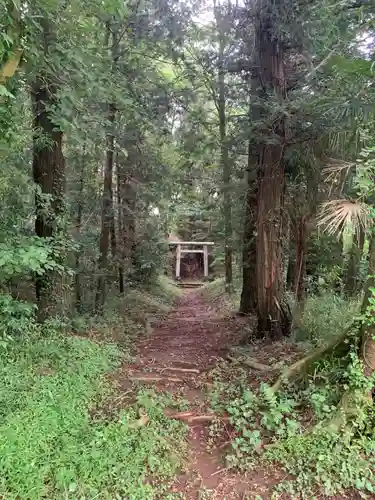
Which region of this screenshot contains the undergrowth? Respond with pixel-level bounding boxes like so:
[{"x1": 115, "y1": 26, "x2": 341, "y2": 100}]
[
  {"x1": 293, "y1": 293, "x2": 360, "y2": 345},
  {"x1": 0, "y1": 333, "x2": 187, "y2": 499},
  {"x1": 70, "y1": 275, "x2": 181, "y2": 350},
  {"x1": 115, "y1": 276, "x2": 180, "y2": 325},
  {"x1": 208, "y1": 299, "x2": 375, "y2": 497},
  {"x1": 200, "y1": 278, "x2": 239, "y2": 312},
  {"x1": 0, "y1": 276, "x2": 186, "y2": 499},
  {"x1": 148, "y1": 275, "x2": 182, "y2": 306},
  {"x1": 210, "y1": 354, "x2": 375, "y2": 497}
]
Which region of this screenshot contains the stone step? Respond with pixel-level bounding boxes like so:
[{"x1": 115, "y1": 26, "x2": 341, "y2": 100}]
[{"x1": 177, "y1": 282, "x2": 203, "y2": 288}]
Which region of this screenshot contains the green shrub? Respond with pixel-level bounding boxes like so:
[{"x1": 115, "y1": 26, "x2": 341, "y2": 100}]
[
  {"x1": 0, "y1": 294, "x2": 37, "y2": 340},
  {"x1": 294, "y1": 294, "x2": 360, "y2": 344}
]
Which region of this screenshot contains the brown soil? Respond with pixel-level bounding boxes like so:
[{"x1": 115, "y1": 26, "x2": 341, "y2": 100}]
[{"x1": 115, "y1": 290, "x2": 364, "y2": 500}]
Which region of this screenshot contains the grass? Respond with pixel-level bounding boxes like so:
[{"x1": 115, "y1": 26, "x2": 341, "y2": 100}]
[
  {"x1": 294, "y1": 293, "x2": 360, "y2": 345},
  {"x1": 0, "y1": 334, "x2": 187, "y2": 499},
  {"x1": 0, "y1": 277, "x2": 187, "y2": 499},
  {"x1": 147, "y1": 275, "x2": 182, "y2": 306},
  {"x1": 71, "y1": 275, "x2": 181, "y2": 350},
  {"x1": 200, "y1": 278, "x2": 240, "y2": 313},
  {"x1": 111, "y1": 276, "x2": 180, "y2": 324}
]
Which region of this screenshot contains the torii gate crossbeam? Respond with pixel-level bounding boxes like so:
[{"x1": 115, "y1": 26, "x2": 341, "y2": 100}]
[{"x1": 168, "y1": 241, "x2": 214, "y2": 279}]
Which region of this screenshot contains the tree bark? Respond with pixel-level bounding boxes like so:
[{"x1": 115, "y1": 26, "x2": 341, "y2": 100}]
[
  {"x1": 294, "y1": 216, "x2": 308, "y2": 304},
  {"x1": 95, "y1": 23, "x2": 117, "y2": 312},
  {"x1": 216, "y1": 9, "x2": 233, "y2": 293},
  {"x1": 286, "y1": 251, "x2": 296, "y2": 290},
  {"x1": 116, "y1": 158, "x2": 125, "y2": 293},
  {"x1": 31, "y1": 18, "x2": 66, "y2": 321},
  {"x1": 121, "y1": 174, "x2": 137, "y2": 281},
  {"x1": 117, "y1": 148, "x2": 137, "y2": 288},
  {"x1": 239, "y1": 138, "x2": 258, "y2": 314},
  {"x1": 256, "y1": 148, "x2": 290, "y2": 338},
  {"x1": 74, "y1": 145, "x2": 85, "y2": 312},
  {"x1": 110, "y1": 210, "x2": 117, "y2": 259},
  {"x1": 291, "y1": 216, "x2": 309, "y2": 329},
  {"x1": 286, "y1": 212, "x2": 297, "y2": 291},
  {"x1": 254, "y1": 0, "x2": 291, "y2": 339},
  {"x1": 95, "y1": 102, "x2": 116, "y2": 312}
]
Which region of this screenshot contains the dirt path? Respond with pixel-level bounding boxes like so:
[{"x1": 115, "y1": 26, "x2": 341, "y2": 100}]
[
  {"x1": 115, "y1": 289, "x2": 280, "y2": 499},
  {"x1": 115, "y1": 289, "x2": 362, "y2": 499},
  {"x1": 138, "y1": 290, "x2": 239, "y2": 368}
]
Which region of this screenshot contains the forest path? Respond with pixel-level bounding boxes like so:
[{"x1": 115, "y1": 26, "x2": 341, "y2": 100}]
[
  {"x1": 117, "y1": 289, "x2": 276, "y2": 499},
  {"x1": 115, "y1": 290, "x2": 364, "y2": 500}
]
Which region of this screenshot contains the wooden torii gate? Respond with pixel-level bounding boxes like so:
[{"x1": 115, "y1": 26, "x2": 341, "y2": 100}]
[{"x1": 168, "y1": 241, "x2": 214, "y2": 279}]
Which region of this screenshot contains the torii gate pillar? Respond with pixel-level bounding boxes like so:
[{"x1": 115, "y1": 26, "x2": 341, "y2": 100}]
[
  {"x1": 203, "y1": 244, "x2": 208, "y2": 278},
  {"x1": 176, "y1": 244, "x2": 181, "y2": 278},
  {"x1": 169, "y1": 241, "x2": 214, "y2": 280}
]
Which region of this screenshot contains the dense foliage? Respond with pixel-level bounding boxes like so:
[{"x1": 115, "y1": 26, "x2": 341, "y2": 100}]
[{"x1": 1, "y1": 0, "x2": 375, "y2": 496}]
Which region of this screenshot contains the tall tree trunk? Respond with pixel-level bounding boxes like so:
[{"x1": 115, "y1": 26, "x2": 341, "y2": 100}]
[
  {"x1": 239, "y1": 137, "x2": 257, "y2": 314},
  {"x1": 254, "y1": 0, "x2": 291, "y2": 338},
  {"x1": 256, "y1": 148, "x2": 290, "y2": 338},
  {"x1": 95, "y1": 23, "x2": 117, "y2": 312},
  {"x1": 217, "y1": 10, "x2": 233, "y2": 293},
  {"x1": 110, "y1": 212, "x2": 117, "y2": 258},
  {"x1": 286, "y1": 223, "x2": 296, "y2": 290},
  {"x1": 121, "y1": 173, "x2": 137, "y2": 281},
  {"x1": 292, "y1": 171, "x2": 319, "y2": 327},
  {"x1": 294, "y1": 216, "x2": 308, "y2": 304},
  {"x1": 31, "y1": 18, "x2": 65, "y2": 321},
  {"x1": 75, "y1": 145, "x2": 85, "y2": 312},
  {"x1": 117, "y1": 158, "x2": 125, "y2": 293},
  {"x1": 95, "y1": 102, "x2": 116, "y2": 311},
  {"x1": 117, "y1": 147, "x2": 137, "y2": 288},
  {"x1": 291, "y1": 216, "x2": 308, "y2": 329}
]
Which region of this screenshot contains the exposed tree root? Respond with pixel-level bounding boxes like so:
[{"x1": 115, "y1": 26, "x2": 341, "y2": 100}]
[
  {"x1": 271, "y1": 328, "x2": 352, "y2": 393},
  {"x1": 199, "y1": 364, "x2": 217, "y2": 373},
  {"x1": 162, "y1": 366, "x2": 201, "y2": 374},
  {"x1": 165, "y1": 410, "x2": 230, "y2": 424},
  {"x1": 227, "y1": 354, "x2": 276, "y2": 372},
  {"x1": 261, "y1": 392, "x2": 365, "y2": 454},
  {"x1": 129, "y1": 375, "x2": 183, "y2": 383}
]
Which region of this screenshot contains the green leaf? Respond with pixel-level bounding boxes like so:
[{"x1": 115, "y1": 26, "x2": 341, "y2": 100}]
[{"x1": 0, "y1": 84, "x2": 15, "y2": 98}]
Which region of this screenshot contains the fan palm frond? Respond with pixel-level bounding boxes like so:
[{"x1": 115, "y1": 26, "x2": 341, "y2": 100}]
[
  {"x1": 322, "y1": 158, "x2": 355, "y2": 181},
  {"x1": 317, "y1": 199, "x2": 369, "y2": 238},
  {"x1": 322, "y1": 158, "x2": 355, "y2": 196}
]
